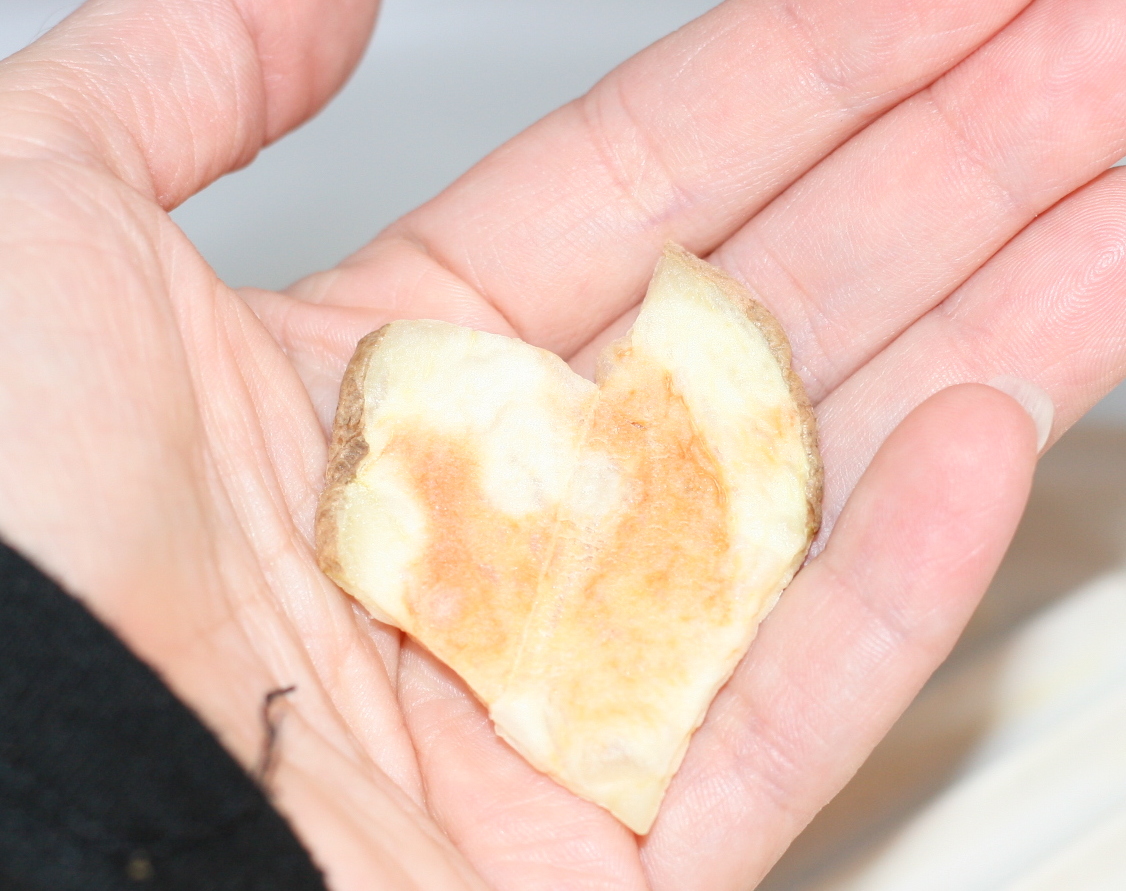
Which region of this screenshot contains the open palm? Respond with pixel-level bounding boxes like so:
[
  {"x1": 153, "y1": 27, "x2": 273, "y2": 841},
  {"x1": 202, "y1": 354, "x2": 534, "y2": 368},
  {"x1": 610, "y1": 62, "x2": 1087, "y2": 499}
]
[{"x1": 2, "y1": 0, "x2": 1124, "y2": 888}]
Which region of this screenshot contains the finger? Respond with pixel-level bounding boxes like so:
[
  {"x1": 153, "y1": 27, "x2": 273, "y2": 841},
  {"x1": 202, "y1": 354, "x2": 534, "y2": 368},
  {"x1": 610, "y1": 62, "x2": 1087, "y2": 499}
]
[
  {"x1": 291, "y1": 0, "x2": 1032, "y2": 352},
  {"x1": 641, "y1": 384, "x2": 1038, "y2": 891},
  {"x1": 0, "y1": 0, "x2": 379, "y2": 208},
  {"x1": 816, "y1": 167, "x2": 1126, "y2": 536},
  {"x1": 396, "y1": 642, "x2": 646, "y2": 891},
  {"x1": 712, "y1": 0, "x2": 1126, "y2": 401}
]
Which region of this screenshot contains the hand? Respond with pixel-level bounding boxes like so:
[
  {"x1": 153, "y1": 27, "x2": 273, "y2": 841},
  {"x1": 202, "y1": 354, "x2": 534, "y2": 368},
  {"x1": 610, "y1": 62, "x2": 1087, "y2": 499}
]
[{"x1": 0, "y1": 0, "x2": 1118, "y2": 888}]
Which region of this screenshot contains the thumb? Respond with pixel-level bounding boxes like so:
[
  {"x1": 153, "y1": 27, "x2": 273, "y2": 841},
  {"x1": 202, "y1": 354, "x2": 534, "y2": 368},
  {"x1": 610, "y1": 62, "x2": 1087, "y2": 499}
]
[{"x1": 0, "y1": 0, "x2": 379, "y2": 208}]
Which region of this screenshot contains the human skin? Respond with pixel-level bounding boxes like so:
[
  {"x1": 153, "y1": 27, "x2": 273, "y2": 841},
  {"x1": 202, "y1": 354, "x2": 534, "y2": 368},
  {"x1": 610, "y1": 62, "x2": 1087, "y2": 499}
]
[{"x1": 0, "y1": 0, "x2": 1123, "y2": 888}]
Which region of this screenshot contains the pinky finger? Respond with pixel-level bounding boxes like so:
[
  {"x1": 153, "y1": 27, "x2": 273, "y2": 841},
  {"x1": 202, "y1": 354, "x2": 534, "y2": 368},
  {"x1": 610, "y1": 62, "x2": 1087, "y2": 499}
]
[{"x1": 642, "y1": 383, "x2": 1039, "y2": 891}]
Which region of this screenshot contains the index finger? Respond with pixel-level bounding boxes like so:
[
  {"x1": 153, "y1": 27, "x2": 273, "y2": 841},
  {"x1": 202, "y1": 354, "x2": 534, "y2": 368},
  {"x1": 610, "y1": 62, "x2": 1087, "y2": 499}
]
[{"x1": 297, "y1": 0, "x2": 1033, "y2": 354}]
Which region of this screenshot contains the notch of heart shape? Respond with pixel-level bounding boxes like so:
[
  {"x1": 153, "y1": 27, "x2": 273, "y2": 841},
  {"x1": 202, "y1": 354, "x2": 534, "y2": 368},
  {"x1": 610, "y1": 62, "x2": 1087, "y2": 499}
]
[{"x1": 315, "y1": 244, "x2": 822, "y2": 833}]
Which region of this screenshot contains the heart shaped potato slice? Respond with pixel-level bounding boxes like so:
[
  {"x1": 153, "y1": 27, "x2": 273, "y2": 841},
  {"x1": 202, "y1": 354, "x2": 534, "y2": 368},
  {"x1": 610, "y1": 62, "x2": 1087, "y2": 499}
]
[{"x1": 316, "y1": 245, "x2": 821, "y2": 833}]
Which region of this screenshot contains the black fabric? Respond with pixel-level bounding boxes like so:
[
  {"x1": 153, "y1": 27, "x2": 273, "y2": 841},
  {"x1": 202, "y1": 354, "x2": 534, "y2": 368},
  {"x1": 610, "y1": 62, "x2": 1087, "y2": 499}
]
[{"x1": 0, "y1": 540, "x2": 327, "y2": 890}]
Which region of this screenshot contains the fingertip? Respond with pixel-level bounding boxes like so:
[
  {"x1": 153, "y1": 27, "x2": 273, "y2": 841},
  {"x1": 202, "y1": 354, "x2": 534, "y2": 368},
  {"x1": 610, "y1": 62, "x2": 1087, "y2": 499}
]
[
  {"x1": 234, "y1": 0, "x2": 380, "y2": 145},
  {"x1": 820, "y1": 382, "x2": 1040, "y2": 610},
  {"x1": 900, "y1": 382, "x2": 1043, "y2": 477}
]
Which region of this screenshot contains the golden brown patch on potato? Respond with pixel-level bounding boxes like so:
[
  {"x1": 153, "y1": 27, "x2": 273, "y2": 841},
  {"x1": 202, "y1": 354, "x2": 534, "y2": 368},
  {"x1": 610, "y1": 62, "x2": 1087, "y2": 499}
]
[
  {"x1": 381, "y1": 350, "x2": 732, "y2": 714},
  {"x1": 515, "y1": 350, "x2": 732, "y2": 730},
  {"x1": 585, "y1": 351, "x2": 730, "y2": 625},
  {"x1": 385, "y1": 429, "x2": 552, "y2": 702}
]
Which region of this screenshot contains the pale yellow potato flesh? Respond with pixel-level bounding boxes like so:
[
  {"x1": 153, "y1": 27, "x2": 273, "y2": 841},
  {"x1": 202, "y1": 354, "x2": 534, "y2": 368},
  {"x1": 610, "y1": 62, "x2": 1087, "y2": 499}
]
[{"x1": 316, "y1": 245, "x2": 821, "y2": 833}]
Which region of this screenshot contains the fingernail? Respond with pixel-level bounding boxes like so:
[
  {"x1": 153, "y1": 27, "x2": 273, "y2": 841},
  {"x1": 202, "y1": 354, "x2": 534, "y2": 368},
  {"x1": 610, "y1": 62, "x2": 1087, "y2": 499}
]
[{"x1": 988, "y1": 375, "x2": 1054, "y2": 452}]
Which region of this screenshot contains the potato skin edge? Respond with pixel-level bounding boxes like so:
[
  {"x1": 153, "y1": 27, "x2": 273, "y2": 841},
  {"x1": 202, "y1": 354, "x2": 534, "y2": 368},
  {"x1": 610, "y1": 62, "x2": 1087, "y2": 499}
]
[{"x1": 314, "y1": 327, "x2": 388, "y2": 582}]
